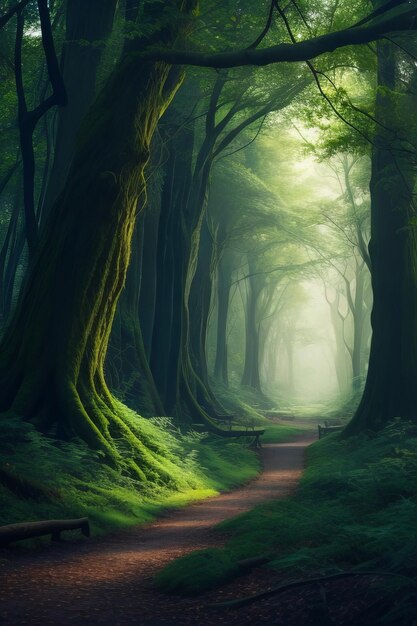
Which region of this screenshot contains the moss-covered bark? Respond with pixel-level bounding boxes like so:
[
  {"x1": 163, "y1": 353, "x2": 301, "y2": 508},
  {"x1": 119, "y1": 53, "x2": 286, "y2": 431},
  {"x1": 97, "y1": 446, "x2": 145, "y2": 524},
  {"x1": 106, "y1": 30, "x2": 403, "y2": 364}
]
[
  {"x1": 106, "y1": 220, "x2": 164, "y2": 417},
  {"x1": 0, "y1": 2, "x2": 197, "y2": 474}
]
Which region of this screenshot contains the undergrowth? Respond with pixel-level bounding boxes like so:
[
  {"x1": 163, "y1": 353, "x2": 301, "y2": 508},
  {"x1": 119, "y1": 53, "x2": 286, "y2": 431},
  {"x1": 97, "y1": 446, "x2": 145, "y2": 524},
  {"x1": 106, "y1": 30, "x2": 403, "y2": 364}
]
[
  {"x1": 211, "y1": 382, "x2": 273, "y2": 426},
  {"x1": 0, "y1": 408, "x2": 269, "y2": 540},
  {"x1": 211, "y1": 382, "x2": 311, "y2": 441},
  {"x1": 155, "y1": 420, "x2": 417, "y2": 623}
]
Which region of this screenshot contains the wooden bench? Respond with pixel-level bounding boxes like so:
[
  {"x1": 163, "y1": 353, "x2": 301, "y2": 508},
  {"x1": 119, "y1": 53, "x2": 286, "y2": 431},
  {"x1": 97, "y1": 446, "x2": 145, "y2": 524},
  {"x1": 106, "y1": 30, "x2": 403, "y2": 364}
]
[
  {"x1": 247, "y1": 430, "x2": 264, "y2": 449},
  {"x1": 318, "y1": 424, "x2": 345, "y2": 439},
  {"x1": 193, "y1": 421, "x2": 265, "y2": 448},
  {"x1": 0, "y1": 517, "x2": 90, "y2": 547},
  {"x1": 220, "y1": 427, "x2": 265, "y2": 448}
]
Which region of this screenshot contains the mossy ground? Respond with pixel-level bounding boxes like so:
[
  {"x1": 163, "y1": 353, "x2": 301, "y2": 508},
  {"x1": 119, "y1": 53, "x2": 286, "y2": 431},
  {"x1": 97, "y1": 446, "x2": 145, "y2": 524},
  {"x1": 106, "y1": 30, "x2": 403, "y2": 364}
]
[
  {"x1": 0, "y1": 406, "x2": 301, "y2": 546},
  {"x1": 156, "y1": 420, "x2": 417, "y2": 624}
]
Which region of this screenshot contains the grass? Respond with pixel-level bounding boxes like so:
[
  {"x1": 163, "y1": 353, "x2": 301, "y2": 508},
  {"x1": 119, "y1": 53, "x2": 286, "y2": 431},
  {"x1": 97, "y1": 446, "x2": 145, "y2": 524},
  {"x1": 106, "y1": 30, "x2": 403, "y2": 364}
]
[
  {"x1": 210, "y1": 380, "x2": 315, "y2": 440},
  {"x1": 211, "y1": 382, "x2": 274, "y2": 426},
  {"x1": 155, "y1": 419, "x2": 417, "y2": 623},
  {"x1": 0, "y1": 408, "x2": 298, "y2": 545},
  {"x1": 261, "y1": 423, "x2": 310, "y2": 443}
]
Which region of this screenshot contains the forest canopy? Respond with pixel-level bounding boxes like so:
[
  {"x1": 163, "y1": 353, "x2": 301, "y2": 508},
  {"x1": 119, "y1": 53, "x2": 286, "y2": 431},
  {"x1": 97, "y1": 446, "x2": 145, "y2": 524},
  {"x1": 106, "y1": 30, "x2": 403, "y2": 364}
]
[
  {"x1": 0, "y1": 0, "x2": 415, "y2": 460},
  {"x1": 0, "y1": 0, "x2": 415, "y2": 519},
  {"x1": 3, "y1": 1, "x2": 417, "y2": 623}
]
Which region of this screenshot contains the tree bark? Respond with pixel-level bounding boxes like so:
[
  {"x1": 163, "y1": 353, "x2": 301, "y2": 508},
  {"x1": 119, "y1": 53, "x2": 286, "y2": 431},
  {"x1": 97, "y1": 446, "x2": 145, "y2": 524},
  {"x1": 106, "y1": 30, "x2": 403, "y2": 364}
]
[
  {"x1": 138, "y1": 175, "x2": 162, "y2": 359},
  {"x1": 213, "y1": 251, "x2": 234, "y2": 386},
  {"x1": 346, "y1": 40, "x2": 417, "y2": 434},
  {"x1": 150, "y1": 113, "x2": 194, "y2": 413},
  {"x1": 188, "y1": 216, "x2": 215, "y2": 390},
  {"x1": 240, "y1": 258, "x2": 262, "y2": 392},
  {"x1": 0, "y1": 13, "x2": 192, "y2": 471},
  {"x1": 351, "y1": 260, "x2": 366, "y2": 391},
  {"x1": 40, "y1": 0, "x2": 117, "y2": 220},
  {"x1": 106, "y1": 219, "x2": 164, "y2": 416}
]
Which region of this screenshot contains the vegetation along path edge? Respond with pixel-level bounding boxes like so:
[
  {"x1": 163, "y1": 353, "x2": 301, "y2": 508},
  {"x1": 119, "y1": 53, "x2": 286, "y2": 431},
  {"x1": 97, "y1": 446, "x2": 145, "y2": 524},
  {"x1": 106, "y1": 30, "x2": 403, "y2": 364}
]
[{"x1": 0, "y1": 431, "x2": 316, "y2": 625}]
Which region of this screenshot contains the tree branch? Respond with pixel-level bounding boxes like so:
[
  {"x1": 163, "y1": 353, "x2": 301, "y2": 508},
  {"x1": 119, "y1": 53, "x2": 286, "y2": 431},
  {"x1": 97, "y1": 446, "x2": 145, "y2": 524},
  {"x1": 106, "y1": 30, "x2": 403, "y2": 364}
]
[
  {"x1": 0, "y1": 0, "x2": 30, "y2": 29},
  {"x1": 213, "y1": 78, "x2": 309, "y2": 158},
  {"x1": 247, "y1": 0, "x2": 275, "y2": 49},
  {"x1": 210, "y1": 570, "x2": 416, "y2": 609},
  {"x1": 147, "y1": 6, "x2": 417, "y2": 68}
]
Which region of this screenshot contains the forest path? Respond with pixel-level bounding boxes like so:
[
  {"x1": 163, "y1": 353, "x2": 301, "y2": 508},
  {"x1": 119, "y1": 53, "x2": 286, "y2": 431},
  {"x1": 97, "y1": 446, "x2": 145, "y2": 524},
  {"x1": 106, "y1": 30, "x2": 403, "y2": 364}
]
[{"x1": 0, "y1": 429, "x2": 316, "y2": 625}]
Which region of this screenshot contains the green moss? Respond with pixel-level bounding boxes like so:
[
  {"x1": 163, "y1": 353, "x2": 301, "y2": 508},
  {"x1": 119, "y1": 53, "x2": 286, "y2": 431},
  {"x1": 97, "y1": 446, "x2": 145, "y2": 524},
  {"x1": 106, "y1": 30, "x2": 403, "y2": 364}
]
[
  {"x1": 261, "y1": 423, "x2": 308, "y2": 443},
  {"x1": 156, "y1": 420, "x2": 417, "y2": 614},
  {"x1": 0, "y1": 409, "x2": 260, "y2": 537}
]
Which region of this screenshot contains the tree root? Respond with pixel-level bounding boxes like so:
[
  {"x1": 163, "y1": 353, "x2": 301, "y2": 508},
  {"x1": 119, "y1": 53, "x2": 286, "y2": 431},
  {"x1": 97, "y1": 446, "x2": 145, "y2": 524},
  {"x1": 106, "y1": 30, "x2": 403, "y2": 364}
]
[{"x1": 209, "y1": 570, "x2": 417, "y2": 609}]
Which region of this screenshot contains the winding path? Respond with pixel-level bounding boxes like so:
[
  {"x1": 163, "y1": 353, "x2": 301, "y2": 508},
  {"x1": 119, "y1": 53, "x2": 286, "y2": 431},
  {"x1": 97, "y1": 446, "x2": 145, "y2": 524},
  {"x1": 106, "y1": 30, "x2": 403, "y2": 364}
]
[{"x1": 0, "y1": 432, "x2": 316, "y2": 625}]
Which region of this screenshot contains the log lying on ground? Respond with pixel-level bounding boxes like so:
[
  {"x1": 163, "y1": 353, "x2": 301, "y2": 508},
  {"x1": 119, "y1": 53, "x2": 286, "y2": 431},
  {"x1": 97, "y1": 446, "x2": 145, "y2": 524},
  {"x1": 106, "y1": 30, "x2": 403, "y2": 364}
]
[{"x1": 0, "y1": 517, "x2": 90, "y2": 546}]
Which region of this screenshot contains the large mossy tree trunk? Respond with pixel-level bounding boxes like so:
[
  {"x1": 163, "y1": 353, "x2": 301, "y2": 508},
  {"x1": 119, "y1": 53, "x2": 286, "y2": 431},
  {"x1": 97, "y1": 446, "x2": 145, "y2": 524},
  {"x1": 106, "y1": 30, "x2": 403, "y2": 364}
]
[
  {"x1": 0, "y1": 1, "x2": 195, "y2": 467},
  {"x1": 345, "y1": 41, "x2": 417, "y2": 434},
  {"x1": 106, "y1": 144, "x2": 164, "y2": 416},
  {"x1": 106, "y1": 219, "x2": 164, "y2": 417}
]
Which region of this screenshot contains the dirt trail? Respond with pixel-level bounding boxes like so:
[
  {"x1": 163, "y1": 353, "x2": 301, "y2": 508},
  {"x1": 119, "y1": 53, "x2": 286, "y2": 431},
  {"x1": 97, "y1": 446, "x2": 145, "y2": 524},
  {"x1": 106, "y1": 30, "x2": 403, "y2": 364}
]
[{"x1": 0, "y1": 431, "x2": 316, "y2": 625}]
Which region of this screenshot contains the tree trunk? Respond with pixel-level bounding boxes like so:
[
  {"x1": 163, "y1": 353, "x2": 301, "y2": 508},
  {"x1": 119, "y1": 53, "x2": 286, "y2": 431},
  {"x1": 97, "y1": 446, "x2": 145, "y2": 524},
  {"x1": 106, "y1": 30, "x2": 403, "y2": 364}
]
[
  {"x1": 0, "y1": 45, "x2": 187, "y2": 469},
  {"x1": 150, "y1": 115, "x2": 194, "y2": 413},
  {"x1": 346, "y1": 41, "x2": 417, "y2": 434},
  {"x1": 188, "y1": 216, "x2": 215, "y2": 389},
  {"x1": 41, "y1": 0, "x2": 117, "y2": 220},
  {"x1": 213, "y1": 252, "x2": 233, "y2": 386},
  {"x1": 138, "y1": 175, "x2": 161, "y2": 359},
  {"x1": 241, "y1": 263, "x2": 262, "y2": 392},
  {"x1": 106, "y1": 219, "x2": 164, "y2": 416},
  {"x1": 283, "y1": 334, "x2": 295, "y2": 396},
  {"x1": 351, "y1": 261, "x2": 366, "y2": 391},
  {"x1": 325, "y1": 290, "x2": 350, "y2": 394}
]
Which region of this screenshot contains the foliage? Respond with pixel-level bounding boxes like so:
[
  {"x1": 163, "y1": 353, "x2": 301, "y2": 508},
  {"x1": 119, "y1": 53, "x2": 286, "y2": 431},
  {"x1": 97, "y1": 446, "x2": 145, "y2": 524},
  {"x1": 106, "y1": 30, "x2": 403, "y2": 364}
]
[
  {"x1": 210, "y1": 380, "x2": 308, "y2": 440},
  {"x1": 155, "y1": 420, "x2": 417, "y2": 623},
  {"x1": 0, "y1": 412, "x2": 261, "y2": 538},
  {"x1": 155, "y1": 548, "x2": 240, "y2": 594}
]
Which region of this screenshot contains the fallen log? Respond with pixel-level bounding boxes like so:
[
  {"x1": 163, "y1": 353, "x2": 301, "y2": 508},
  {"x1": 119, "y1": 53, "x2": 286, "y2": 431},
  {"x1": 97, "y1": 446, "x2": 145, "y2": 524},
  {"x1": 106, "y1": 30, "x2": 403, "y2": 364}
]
[{"x1": 0, "y1": 517, "x2": 90, "y2": 546}]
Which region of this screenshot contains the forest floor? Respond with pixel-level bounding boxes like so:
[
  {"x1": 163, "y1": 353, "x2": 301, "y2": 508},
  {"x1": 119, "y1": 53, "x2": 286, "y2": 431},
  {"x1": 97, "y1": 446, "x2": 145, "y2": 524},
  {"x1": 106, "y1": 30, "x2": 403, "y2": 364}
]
[{"x1": 0, "y1": 427, "x2": 319, "y2": 625}]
